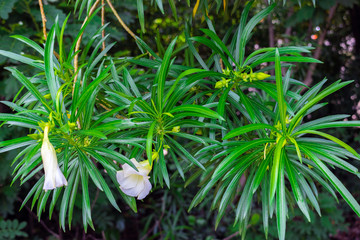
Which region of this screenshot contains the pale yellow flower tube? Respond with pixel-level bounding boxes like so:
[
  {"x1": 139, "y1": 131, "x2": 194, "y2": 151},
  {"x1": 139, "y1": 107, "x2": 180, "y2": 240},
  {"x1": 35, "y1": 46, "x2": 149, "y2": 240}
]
[
  {"x1": 41, "y1": 124, "x2": 67, "y2": 191},
  {"x1": 116, "y1": 158, "x2": 152, "y2": 200}
]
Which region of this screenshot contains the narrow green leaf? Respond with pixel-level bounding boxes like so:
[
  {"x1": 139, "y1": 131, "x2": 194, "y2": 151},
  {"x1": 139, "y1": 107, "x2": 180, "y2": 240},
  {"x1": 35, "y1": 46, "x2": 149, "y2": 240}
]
[
  {"x1": 166, "y1": 136, "x2": 205, "y2": 170},
  {"x1": 275, "y1": 48, "x2": 286, "y2": 130},
  {"x1": 276, "y1": 153, "x2": 286, "y2": 240},
  {"x1": 224, "y1": 123, "x2": 279, "y2": 140},
  {"x1": 147, "y1": 121, "x2": 156, "y2": 166},
  {"x1": 44, "y1": 25, "x2": 59, "y2": 103},
  {"x1": 270, "y1": 137, "x2": 286, "y2": 202},
  {"x1": 0, "y1": 50, "x2": 45, "y2": 70},
  {"x1": 302, "y1": 147, "x2": 360, "y2": 216},
  {"x1": 170, "y1": 105, "x2": 224, "y2": 121},
  {"x1": 137, "y1": 0, "x2": 145, "y2": 33},
  {"x1": 5, "y1": 67, "x2": 52, "y2": 112},
  {"x1": 296, "y1": 130, "x2": 360, "y2": 159},
  {"x1": 289, "y1": 80, "x2": 353, "y2": 132},
  {"x1": 284, "y1": 155, "x2": 310, "y2": 221}
]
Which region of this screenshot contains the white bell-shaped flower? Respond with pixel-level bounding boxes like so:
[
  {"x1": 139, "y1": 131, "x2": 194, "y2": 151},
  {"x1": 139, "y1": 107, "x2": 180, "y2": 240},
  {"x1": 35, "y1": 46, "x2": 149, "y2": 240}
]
[
  {"x1": 41, "y1": 124, "x2": 67, "y2": 191},
  {"x1": 116, "y1": 158, "x2": 152, "y2": 200}
]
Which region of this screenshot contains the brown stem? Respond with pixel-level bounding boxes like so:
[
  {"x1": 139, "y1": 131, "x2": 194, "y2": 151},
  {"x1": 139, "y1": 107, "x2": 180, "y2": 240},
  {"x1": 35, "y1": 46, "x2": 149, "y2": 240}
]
[
  {"x1": 38, "y1": 0, "x2": 47, "y2": 39},
  {"x1": 101, "y1": 0, "x2": 106, "y2": 51},
  {"x1": 72, "y1": 0, "x2": 102, "y2": 97},
  {"x1": 284, "y1": 8, "x2": 294, "y2": 44},
  {"x1": 265, "y1": 0, "x2": 275, "y2": 75},
  {"x1": 91, "y1": 188, "x2": 100, "y2": 210},
  {"x1": 140, "y1": 196, "x2": 166, "y2": 240},
  {"x1": 267, "y1": 13, "x2": 275, "y2": 48},
  {"x1": 106, "y1": 0, "x2": 137, "y2": 40},
  {"x1": 223, "y1": 231, "x2": 239, "y2": 240},
  {"x1": 303, "y1": 4, "x2": 338, "y2": 90},
  {"x1": 18, "y1": 198, "x2": 61, "y2": 239},
  {"x1": 24, "y1": 1, "x2": 40, "y2": 32}
]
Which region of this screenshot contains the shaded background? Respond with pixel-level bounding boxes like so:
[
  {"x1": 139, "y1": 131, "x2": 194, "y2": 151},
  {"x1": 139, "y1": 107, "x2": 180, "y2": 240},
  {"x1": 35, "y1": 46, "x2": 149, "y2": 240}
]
[{"x1": 0, "y1": 0, "x2": 359, "y2": 239}]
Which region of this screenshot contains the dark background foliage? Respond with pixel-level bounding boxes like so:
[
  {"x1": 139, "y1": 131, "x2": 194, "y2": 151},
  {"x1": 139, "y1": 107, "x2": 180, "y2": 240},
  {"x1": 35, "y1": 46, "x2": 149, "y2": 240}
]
[{"x1": 0, "y1": 0, "x2": 359, "y2": 239}]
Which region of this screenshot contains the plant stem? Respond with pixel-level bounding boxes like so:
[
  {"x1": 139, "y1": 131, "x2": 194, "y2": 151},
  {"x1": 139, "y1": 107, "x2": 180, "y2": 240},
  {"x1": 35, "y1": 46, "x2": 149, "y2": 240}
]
[
  {"x1": 72, "y1": 0, "x2": 102, "y2": 98},
  {"x1": 18, "y1": 198, "x2": 61, "y2": 239},
  {"x1": 303, "y1": 4, "x2": 338, "y2": 90},
  {"x1": 101, "y1": 0, "x2": 106, "y2": 51},
  {"x1": 24, "y1": 0, "x2": 40, "y2": 33},
  {"x1": 38, "y1": 0, "x2": 47, "y2": 39},
  {"x1": 105, "y1": 0, "x2": 137, "y2": 40}
]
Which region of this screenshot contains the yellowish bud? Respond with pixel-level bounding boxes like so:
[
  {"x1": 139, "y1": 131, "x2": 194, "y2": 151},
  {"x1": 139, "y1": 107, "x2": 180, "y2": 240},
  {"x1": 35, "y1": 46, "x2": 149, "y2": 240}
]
[
  {"x1": 151, "y1": 151, "x2": 159, "y2": 161},
  {"x1": 68, "y1": 122, "x2": 76, "y2": 130},
  {"x1": 255, "y1": 72, "x2": 271, "y2": 80},
  {"x1": 172, "y1": 126, "x2": 180, "y2": 133},
  {"x1": 28, "y1": 133, "x2": 41, "y2": 140},
  {"x1": 215, "y1": 78, "x2": 231, "y2": 88},
  {"x1": 222, "y1": 67, "x2": 231, "y2": 75},
  {"x1": 241, "y1": 73, "x2": 249, "y2": 82},
  {"x1": 195, "y1": 129, "x2": 202, "y2": 135}
]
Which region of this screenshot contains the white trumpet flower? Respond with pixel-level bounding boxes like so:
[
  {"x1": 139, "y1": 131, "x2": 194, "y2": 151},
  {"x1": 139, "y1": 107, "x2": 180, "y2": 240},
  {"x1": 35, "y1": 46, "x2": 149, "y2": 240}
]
[
  {"x1": 116, "y1": 158, "x2": 152, "y2": 200},
  {"x1": 41, "y1": 124, "x2": 67, "y2": 191}
]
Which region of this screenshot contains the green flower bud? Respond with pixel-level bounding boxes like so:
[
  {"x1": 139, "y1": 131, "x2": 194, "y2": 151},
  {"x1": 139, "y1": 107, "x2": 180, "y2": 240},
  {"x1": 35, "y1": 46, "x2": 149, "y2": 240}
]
[
  {"x1": 256, "y1": 72, "x2": 271, "y2": 80},
  {"x1": 215, "y1": 78, "x2": 231, "y2": 88}
]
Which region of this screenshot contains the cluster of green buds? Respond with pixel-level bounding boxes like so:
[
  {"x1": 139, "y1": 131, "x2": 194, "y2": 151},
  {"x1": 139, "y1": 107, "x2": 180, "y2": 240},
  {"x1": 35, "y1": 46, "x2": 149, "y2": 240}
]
[
  {"x1": 240, "y1": 72, "x2": 271, "y2": 82},
  {"x1": 214, "y1": 67, "x2": 271, "y2": 89}
]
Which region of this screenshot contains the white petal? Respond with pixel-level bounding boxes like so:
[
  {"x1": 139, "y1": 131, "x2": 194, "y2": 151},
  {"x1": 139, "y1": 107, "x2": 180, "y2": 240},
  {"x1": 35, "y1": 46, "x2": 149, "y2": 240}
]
[
  {"x1": 116, "y1": 170, "x2": 125, "y2": 184},
  {"x1": 137, "y1": 178, "x2": 152, "y2": 200},
  {"x1": 120, "y1": 185, "x2": 141, "y2": 197},
  {"x1": 137, "y1": 165, "x2": 151, "y2": 176},
  {"x1": 116, "y1": 158, "x2": 152, "y2": 200},
  {"x1": 121, "y1": 175, "x2": 141, "y2": 189},
  {"x1": 41, "y1": 138, "x2": 67, "y2": 191},
  {"x1": 122, "y1": 161, "x2": 140, "y2": 177},
  {"x1": 43, "y1": 175, "x2": 56, "y2": 191},
  {"x1": 55, "y1": 167, "x2": 67, "y2": 187},
  {"x1": 135, "y1": 177, "x2": 145, "y2": 193}
]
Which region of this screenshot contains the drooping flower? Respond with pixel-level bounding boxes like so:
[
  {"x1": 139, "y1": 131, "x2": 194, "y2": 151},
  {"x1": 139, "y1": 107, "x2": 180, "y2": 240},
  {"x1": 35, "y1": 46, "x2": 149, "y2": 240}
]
[
  {"x1": 116, "y1": 158, "x2": 152, "y2": 200},
  {"x1": 41, "y1": 124, "x2": 68, "y2": 191}
]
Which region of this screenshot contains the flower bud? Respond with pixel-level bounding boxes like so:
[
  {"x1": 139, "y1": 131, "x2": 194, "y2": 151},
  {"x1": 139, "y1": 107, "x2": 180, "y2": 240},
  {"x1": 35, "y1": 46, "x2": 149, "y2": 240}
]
[
  {"x1": 41, "y1": 124, "x2": 67, "y2": 191},
  {"x1": 255, "y1": 72, "x2": 271, "y2": 80},
  {"x1": 172, "y1": 126, "x2": 180, "y2": 133},
  {"x1": 116, "y1": 158, "x2": 152, "y2": 200},
  {"x1": 215, "y1": 78, "x2": 231, "y2": 88}
]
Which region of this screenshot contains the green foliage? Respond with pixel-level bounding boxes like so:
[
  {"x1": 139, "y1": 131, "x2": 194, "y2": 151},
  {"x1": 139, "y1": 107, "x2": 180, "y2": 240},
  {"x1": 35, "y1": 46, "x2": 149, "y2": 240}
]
[
  {"x1": 0, "y1": 0, "x2": 19, "y2": 20},
  {"x1": 0, "y1": 0, "x2": 359, "y2": 239},
  {"x1": 246, "y1": 192, "x2": 348, "y2": 240},
  {"x1": 0, "y1": 219, "x2": 28, "y2": 239}
]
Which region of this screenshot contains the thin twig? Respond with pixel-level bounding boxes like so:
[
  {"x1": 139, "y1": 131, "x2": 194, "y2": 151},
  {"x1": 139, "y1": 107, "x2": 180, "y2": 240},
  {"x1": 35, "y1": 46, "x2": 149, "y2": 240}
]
[
  {"x1": 106, "y1": 0, "x2": 137, "y2": 40},
  {"x1": 223, "y1": 231, "x2": 239, "y2": 240},
  {"x1": 72, "y1": 0, "x2": 102, "y2": 97},
  {"x1": 140, "y1": 214, "x2": 164, "y2": 240},
  {"x1": 101, "y1": 0, "x2": 106, "y2": 51},
  {"x1": 140, "y1": 195, "x2": 166, "y2": 240},
  {"x1": 38, "y1": 0, "x2": 47, "y2": 39},
  {"x1": 18, "y1": 198, "x2": 61, "y2": 239},
  {"x1": 303, "y1": 4, "x2": 338, "y2": 90},
  {"x1": 91, "y1": 188, "x2": 100, "y2": 211},
  {"x1": 38, "y1": 0, "x2": 61, "y2": 60}
]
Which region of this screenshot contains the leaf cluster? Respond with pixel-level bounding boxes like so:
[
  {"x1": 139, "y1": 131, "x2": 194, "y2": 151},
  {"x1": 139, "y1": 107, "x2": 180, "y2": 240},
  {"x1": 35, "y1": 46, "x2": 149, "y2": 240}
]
[{"x1": 0, "y1": 1, "x2": 359, "y2": 239}]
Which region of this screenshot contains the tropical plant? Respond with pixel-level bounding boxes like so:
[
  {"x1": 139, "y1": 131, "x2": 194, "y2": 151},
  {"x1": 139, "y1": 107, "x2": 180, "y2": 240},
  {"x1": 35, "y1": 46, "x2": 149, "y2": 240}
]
[{"x1": 0, "y1": 0, "x2": 359, "y2": 239}]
